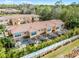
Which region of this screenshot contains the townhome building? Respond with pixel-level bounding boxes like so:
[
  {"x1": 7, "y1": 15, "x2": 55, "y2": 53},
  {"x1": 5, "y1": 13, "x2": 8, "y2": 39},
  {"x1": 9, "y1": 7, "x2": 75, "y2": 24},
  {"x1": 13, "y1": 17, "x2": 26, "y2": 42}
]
[
  {"x1": 6, "y1": 20, "x2": 64, "y2": 42},
  {"x1": 0, "y1": 14, "x2": 39, "y2": 26},
  {"x1": 0, "y1": 14, "x2": 40, "y2": 38}
]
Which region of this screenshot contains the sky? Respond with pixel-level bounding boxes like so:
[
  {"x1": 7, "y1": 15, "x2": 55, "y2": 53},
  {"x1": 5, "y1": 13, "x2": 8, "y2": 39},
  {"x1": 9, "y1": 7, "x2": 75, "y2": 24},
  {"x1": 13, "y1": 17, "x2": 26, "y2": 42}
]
[{"x1": 0, "y1": 0, "x2": 79, "y2": 5}]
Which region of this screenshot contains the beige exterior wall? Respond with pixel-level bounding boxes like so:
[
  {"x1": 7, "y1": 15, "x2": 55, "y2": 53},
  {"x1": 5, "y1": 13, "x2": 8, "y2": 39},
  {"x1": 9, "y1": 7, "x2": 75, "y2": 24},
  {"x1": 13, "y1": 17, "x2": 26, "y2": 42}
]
[
  {"x1": 13, "y1": 16, "x2": 39, "y2": 25},
  {"x1": 29, "y1": 28, "x2": 46, "y2": 38},
  {"x1": 0, "y1": 14, "x2": 40, "y2": 26},
  {"x1": 0, "y1": 19, "x2": 9, "y2": 26},
  {"x1": 29, "y1": 28, "x2": 52, "y2": 38}
]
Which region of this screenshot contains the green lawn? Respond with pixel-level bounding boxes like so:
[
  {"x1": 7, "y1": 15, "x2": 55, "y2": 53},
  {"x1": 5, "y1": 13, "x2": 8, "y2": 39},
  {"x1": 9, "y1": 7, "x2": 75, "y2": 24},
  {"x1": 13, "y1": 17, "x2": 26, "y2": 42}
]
[{"x1": 42, "y1": 39, "x2": 79, "y2": 58}]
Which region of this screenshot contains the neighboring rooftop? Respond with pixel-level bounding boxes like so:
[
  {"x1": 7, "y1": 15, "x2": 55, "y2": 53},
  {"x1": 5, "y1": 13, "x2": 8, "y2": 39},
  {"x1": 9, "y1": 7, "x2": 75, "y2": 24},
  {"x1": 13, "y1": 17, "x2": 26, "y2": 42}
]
[
  {"x1": 0, "y1": 8, "x2": 21, "y2": 14},
  {"x1": 0, "y1": 14, "x2": 39, "y2": 19}
]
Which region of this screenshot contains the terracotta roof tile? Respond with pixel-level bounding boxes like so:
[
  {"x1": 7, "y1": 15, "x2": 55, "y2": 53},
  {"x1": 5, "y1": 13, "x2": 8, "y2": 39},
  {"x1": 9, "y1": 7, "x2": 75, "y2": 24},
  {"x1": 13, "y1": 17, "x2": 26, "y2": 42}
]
[{"x1": 7, "y1": 20, "x2": 64, "y2": 34}]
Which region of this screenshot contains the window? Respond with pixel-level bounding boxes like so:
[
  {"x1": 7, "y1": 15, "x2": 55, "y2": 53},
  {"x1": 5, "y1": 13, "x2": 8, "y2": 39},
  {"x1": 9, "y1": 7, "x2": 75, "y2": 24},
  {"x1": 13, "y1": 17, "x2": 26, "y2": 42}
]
[
  {"x1": 24, "y1": 31, "x2": 28, "y2": 34},
  {"x1": 24, "y1": 32, "x2": 27, "y2": 34},
  {"x1": 31, "y1": 31, "x2": 36, "y2": 36},
  {"x1": 56, "y1": 27, "x2": 59, "y2": 29},
  {"x1": 61, "y1": 24, "x2": 64, "y2": 27},
  {"x1": 32, "y1": 17, "x2": 34, "y2": 22},
  {"x1": 14, "y1": 32, "x2": 21, "y2": 37},
  {"x1": 48, "y1": 27, "x2": 51, "y2": 31},
  {"x1": 61, "y1": 24, "x2": 64, "y2": 28}
]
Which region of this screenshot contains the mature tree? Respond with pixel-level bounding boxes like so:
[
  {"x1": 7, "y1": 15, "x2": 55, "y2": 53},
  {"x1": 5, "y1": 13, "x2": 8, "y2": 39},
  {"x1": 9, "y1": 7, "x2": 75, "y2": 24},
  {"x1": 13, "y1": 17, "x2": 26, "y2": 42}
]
[
  {"x1": 51, "y1": 0, "x2": 63, "y2": 19},
  {"x1": 19, "y1": 4, "x2": 35, "y2": 14},
  {"x1": 35, "y1": 5, "x2": 53, "y2": 20},
  {"x1": 1, "y1": 37, "x2": 15, "y2": 49},
  {"x1": 0, "y1": 25, "x2": 6, "y2": 37}
]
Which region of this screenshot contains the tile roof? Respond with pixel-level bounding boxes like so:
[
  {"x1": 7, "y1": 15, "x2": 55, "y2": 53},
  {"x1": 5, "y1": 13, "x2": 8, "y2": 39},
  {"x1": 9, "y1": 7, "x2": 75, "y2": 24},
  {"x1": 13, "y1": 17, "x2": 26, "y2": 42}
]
[
  {"x1": 7, "y1": 20, "x2": 64, "y2": 34},
  {"x1": 0, "y1": 14, "x2": 39, "y2": 21}
]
